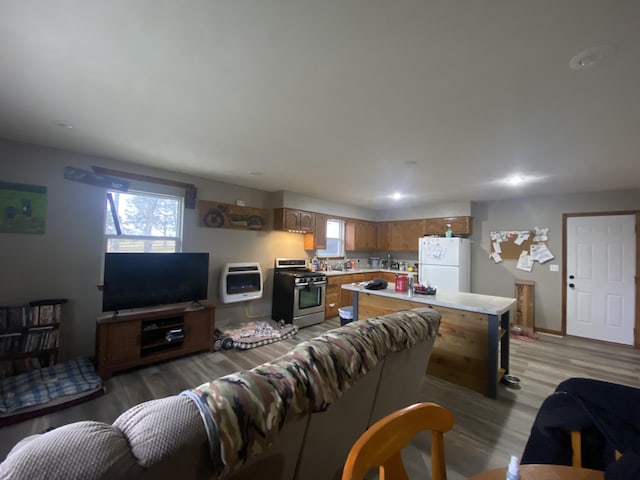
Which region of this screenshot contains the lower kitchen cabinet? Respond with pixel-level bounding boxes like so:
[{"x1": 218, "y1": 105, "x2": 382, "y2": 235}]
[
  {"x1": 325, "y1": 277, "x2": 340, "y2": 319},
  {"x1": 325, "y1": 273, "x2": 377, "y2": 318}
]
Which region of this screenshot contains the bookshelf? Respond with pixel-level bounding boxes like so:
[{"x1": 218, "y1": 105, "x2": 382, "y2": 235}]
[{"x1": 0, "y1": 299, "x2": 68, "y2": 379}]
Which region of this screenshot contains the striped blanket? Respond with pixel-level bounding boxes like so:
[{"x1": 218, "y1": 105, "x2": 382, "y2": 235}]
[{"x1": 0, "y1": 357, "x2": 102, "y2": 415}]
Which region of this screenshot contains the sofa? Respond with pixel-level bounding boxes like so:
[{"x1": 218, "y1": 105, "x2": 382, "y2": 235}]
[{"x1": 0, "y1": 307, "x2": 440, "y2": 480}]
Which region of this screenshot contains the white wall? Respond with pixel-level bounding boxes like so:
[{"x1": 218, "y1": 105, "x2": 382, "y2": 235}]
[
  {"x1": 0, "y1": 139, "x2": 307, "y2": 359},
  {"x1": 2, "y1": 138, "x2": 637, "y2": 356},
  {"x1": 377, "y1": 200, "x2": 472, "y2": 221},
  {"x1": 470, "y1": 190, "x2": 639, "y2": 332},
  {"x1": 279, "y1": 190, "x2": 379, "y2": 220}
]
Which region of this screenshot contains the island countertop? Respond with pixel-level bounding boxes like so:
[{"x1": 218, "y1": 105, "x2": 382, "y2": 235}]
[{"x1": 341, "y1": 284, "x2": 515, "y2": 316}]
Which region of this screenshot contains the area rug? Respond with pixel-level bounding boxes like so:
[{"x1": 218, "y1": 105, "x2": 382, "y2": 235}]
[
  {"x1": 0, "y1": 357, "x2": 104, "y2": 426},
  {"x1": 222, "y1": 319, "x2": 298, "y2": 350}
]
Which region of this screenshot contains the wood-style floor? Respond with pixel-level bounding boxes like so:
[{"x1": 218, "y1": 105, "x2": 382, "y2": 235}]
[{"x1": 1, "y1": 317, "x2": 639, "y2": 479}]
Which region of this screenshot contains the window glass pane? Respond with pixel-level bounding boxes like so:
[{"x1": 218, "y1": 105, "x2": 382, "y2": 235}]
[
  {"x1": 105, "y1": 190, "x2": 182, "y2": 253},
  {"x1": 106, "y1": 192, "x2": 180, "y2": 236},
  {"x1": 317, "y1": 219, "x2": 344, "y2": 257},
  {"x1": 326, "y1": 220, "x2": 341, "y2": 238}
]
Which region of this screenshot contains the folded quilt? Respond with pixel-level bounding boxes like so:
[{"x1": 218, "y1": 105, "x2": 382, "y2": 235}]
[
  {"x1": 182, "y1": 308, "x2": 437, "y2": 477},
  {"x1": 0, "y1": 357, "x2": 102, "y2": 414}
]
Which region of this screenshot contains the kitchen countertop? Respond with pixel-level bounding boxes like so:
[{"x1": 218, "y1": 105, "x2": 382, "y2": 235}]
[
  {"x1": 322, "y1": 268, "x2": 418, "y2": 277},
  {"x1": 341, "y1": 284, "x2": 515, "y2": 316}
]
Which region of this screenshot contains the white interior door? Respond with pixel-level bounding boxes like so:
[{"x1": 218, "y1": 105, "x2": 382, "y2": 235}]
[{"x1": 566, "y1": 214, "x2": 636, "y2": 345}]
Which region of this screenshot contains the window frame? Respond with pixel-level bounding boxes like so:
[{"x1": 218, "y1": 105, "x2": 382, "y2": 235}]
[
  {"x1": 316, "y1": 218, "x2": 345, "y2": 259},
  {"x1": 103, "y1": 189, "x2": 184, "y2": 253}
]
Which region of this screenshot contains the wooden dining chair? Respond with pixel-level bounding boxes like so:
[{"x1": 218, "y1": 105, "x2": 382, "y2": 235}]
[
  {"x1": 571, "y1": 431, "x2": 622, "y2": 468},
  {"x1": 341, "y1": 402, "x2": 454, "y2": 480}
]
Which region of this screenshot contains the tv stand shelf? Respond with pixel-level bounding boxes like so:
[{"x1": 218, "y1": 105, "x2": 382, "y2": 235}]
[{"x1": 96, "y1": 304, "x2": 215, "y2": 378}]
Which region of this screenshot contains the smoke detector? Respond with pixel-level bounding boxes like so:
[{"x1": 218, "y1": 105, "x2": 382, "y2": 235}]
[{"x1": 569, "y1": 45, "x2": 616, "y2": 70}]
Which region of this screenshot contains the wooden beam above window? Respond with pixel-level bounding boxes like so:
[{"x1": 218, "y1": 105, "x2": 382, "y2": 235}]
[{"x1": 91, "y1": 166, "x2": 197, "y2": 208}]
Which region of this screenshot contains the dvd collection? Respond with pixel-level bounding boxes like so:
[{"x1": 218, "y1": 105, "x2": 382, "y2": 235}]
[{"x1": 0, "y1": 299, "x2": 65, "y2": 379}]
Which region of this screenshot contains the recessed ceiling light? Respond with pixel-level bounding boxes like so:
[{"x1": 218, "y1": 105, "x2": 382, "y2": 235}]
[
  {"x1": 569, "y1": 45, "x2": 616, "y2": 70},
  {"x1": 392, "y1": 192, "x2": 402, "y2": 200},
  {"x1": 505, "y1": 175, "x2": 524, "y2": 186}
]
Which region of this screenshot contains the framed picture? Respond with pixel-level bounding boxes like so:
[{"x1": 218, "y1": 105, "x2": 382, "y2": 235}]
[{"x1": 0, "y1": 182, "x2": 47, "y2": 234}]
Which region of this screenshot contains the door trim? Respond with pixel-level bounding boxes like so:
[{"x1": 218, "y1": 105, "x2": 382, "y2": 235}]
[{"x1": 562, "y1": 211, "x2": 640, "y2": 349}]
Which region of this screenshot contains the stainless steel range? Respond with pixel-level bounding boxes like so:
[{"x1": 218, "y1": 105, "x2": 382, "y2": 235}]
[{"x1": 272, "y1": 258, "x2": 326, "y2": 328}]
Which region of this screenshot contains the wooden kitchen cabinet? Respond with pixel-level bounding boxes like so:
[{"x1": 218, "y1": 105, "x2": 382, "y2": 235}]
[
  {"x1": 423, "y1": 218, "x2": 445, "y2": 235},
  {"x1": 325, "y1": 273, "x2": 378, "y2": 318},
  {"x1": 273, "y1": 208, "x2": 315, "y2": 232},
  {"x1": 387, "y1": 219, "x2": 424, "y2": 251},
  {"x1": 345, "y1": 220, "x2": 378, "y2": 251},
  {"x1": 443, "y1": 216, "x2": 472, "y2": 236},
  {"x1": 376, "y1": 222, "x2": 390, "y2": 251},
  {"x1": 325, "y1": 276, "x2": 340, "y2": 319},
  {"x1": 338, "y1": 274, "x2": 355, "y2": 307},
  {"x1": 340, "y1": 273, "x2": 377, "y2": 308},
  {"x1": 423, "y1": 216, "x2": 473, "y2": 236},
  {"x1": 304, "y1": 213, "x2": 328, "y2": 250},
  {"x1": 376, "y1": 271, "x2": 398, "y2": 284}
]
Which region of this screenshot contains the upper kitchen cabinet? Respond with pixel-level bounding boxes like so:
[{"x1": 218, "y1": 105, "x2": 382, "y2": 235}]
[
  {"x1": 423, "y1": 216, "x2": 473, "y2": 236},
  {"x1": 303, "y1": 213, "x2": 328, "y2": 250},
  {"x1": 387, "y1": 219, "x2": 424, "y2": 251},
  {"x1": 377, "y1": 222, "x2": 390, "y2": 251},
  {"x1": 345, "y1": 220, "x2": 378, "y2": 251},
  {"x1": 273, "y1": 208, "x2": 315, "y2": 233}
]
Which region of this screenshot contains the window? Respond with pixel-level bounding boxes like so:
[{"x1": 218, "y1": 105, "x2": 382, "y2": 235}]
[
  {"x1": 317, "y1": 219, "x2": 344, "y2": 258},
  {"x1": 104, "y1": 190, "x2": 183, "y2": 253}
]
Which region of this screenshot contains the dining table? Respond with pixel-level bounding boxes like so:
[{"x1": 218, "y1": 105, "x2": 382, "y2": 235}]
[{"x1": 468, "y1": 464, "x2": 604, "y2": 479}]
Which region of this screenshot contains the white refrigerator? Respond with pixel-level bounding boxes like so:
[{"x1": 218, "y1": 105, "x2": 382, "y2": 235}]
[{"x1": 418, "y1": 237, "x2": 470, "y2": 292}]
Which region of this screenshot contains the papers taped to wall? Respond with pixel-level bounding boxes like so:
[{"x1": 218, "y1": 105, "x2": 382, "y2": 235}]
[
  {"x1": 516, "y1": 250, "x2": 533, "y2": 272},
  {"x1": 530, "y1": 244, "x2": 554, "y2": 263}
]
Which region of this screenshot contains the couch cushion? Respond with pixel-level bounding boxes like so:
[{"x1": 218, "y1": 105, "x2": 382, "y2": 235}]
[
  {"x1": 113, "y1": 395, "x2": 207, "y2": 468},
  {"x1": 0, "y1": 421, "x2": 140, "y2": 480}
]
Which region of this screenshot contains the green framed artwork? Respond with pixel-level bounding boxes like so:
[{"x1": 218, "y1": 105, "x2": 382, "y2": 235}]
[{"x1": 0, "y1": 182, "x2": 47, "y2": 234}]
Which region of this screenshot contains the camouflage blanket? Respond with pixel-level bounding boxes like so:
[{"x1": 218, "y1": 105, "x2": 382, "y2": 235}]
[{"x1": 181, "y1": 308, "x2": 438, "y2": 477}]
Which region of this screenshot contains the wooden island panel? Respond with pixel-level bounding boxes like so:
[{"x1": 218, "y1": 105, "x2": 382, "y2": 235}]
[
  {"x1": 425, "y1": 305, "x2": 490, "y2": 395},
  {"x1": 349, "y1": 287, "x2": 514, "y2": 398},
  {"x1": 356, "y1": 292, "x2": 493, "y2": 394}
]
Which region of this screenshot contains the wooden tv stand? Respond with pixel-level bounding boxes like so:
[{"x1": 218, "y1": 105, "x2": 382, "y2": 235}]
[{"x1": 96, "y1": 304, "x2": 215, "y2": 378}]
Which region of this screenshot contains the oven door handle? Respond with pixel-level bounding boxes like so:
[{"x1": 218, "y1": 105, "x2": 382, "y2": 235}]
[{"x1": 295, "y1": 280, "x2": 327, "y2": 288}]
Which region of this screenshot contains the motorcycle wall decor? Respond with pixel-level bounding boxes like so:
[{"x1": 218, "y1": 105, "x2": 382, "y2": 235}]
[{"x1": 198, "y1": 200, "x2": 268, "y2": 231}]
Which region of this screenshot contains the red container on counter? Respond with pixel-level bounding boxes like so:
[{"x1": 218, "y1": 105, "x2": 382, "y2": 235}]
[{"x1": 394, "y1": 274, "x2": 408, "y2": 292}]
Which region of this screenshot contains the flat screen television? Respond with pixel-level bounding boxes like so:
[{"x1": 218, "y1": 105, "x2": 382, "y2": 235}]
[{"x1": 102, "y1": 252, "x2": 210, "y2": 312}]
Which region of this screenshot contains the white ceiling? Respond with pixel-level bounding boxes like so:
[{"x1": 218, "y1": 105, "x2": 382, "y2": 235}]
[{"x1": 1, "y1": 1, "x2": 639, "y2": 209}]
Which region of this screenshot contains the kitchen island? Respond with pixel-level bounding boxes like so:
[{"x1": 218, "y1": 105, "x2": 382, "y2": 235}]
[{"x1": 342, "y1": 284, "x2": 516, "y2": 398}]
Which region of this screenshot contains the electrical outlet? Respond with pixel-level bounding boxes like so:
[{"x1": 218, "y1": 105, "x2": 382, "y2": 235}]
[{"x1": 549, "y1": 264, "x2": 559, "y2": 272}]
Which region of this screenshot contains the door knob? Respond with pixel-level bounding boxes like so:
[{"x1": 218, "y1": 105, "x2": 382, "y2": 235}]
[{"x1": 569, "y1": 283, "x2": 575, "y2": 288}]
